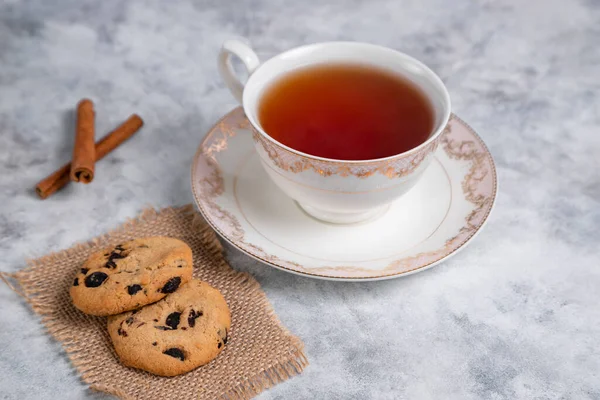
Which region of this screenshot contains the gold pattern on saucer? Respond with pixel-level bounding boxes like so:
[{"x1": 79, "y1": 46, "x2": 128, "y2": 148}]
[
  {"x1": 308, "y1": 116, "x2": 494, "y2": 276},
  {"x1": 192, "y1": 108, "x2": 497, "y2": 279},
  {"x1": 202, "y1": 118, "x2": 250, "y2": 162},
  {"x1": 251, "y1": 126, "x2": 441, "y2": 179},
  {"x1": 198, "y1": 165, "x2": 303, "y2": 268},
  {"x1": 196, "y1": 144, "x2": 303, "y2": 269}
]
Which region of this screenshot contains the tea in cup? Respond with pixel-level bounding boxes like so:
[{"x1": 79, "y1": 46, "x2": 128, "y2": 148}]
[{"x1": 218, "y1": 40, "x2": 451, "y2": 224}]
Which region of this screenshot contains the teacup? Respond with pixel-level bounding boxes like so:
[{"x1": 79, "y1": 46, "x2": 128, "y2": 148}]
[{"x1": 218, "y1": 39, "x2": 451, "y2": 224}]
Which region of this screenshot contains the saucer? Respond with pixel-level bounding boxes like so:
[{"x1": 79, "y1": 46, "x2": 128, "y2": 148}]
[{"x1": 191, "y1": 107, "x2": 497, "y2": 281}]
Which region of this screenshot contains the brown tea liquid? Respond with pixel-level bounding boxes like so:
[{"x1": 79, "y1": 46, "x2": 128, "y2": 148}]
[{"x1": 258, "y1": 63, "x2": 435, "y2": 161}]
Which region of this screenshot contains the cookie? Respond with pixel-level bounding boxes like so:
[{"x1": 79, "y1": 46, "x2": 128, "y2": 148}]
[
  {"x1": 107, "y1": 279, "x2": 231, "y2": 376},
  {"x1": 70, "y1": 237, "x2": 193, "y2": 316}
]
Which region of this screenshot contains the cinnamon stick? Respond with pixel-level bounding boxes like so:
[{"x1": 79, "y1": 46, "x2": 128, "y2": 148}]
[
  {"x1": 36, "y1": 114, "x2": 144, "y2": 199},
  {"x1": 70, "y1": 99, "x2": 96, "y2": 183}
]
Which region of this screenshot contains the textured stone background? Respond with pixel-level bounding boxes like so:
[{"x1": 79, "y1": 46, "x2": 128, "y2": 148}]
[{"x1": 0, "y1": 0, "x2": 599, "y2": 399}]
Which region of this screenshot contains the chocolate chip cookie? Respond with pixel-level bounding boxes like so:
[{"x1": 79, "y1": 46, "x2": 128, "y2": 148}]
[
  {"x1": 70, "y1": 237, "x2": 193, "y2": 316},
  {"x1": 107, "y1": 279, "x2": 231, "y2": 376}
]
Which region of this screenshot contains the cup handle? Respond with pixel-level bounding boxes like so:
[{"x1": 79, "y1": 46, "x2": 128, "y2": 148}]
[{"x1": 218, "y1": 39, "x2": 260, "y2": 103}]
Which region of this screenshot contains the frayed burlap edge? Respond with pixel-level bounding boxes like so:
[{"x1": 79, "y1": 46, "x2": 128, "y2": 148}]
[{"x1": 0, "y1": 205, "x2": 308, "y2": 400}]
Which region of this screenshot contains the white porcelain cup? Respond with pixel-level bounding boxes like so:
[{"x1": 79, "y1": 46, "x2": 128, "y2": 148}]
[{"x1": 218, "y1": 39, "x2": 451, "y2": 224}]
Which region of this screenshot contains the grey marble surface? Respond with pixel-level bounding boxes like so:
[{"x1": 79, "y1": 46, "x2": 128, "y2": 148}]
[{"x1": 1, "y1": 0, "x2": 599, "y2": 399}]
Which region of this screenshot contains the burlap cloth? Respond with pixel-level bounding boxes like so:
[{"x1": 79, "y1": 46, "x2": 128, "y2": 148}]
[{"x1": 0, "y1": 205, "x2": 307, "y2": 400}]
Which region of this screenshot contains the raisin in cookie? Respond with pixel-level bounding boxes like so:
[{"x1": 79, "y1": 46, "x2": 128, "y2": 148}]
[
  {"x1": 107, "y1": 279, "x2": 231, "y2": 376},
  {"x1": 70, "y1": 237, "x2": 193, "y2": 316}
]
